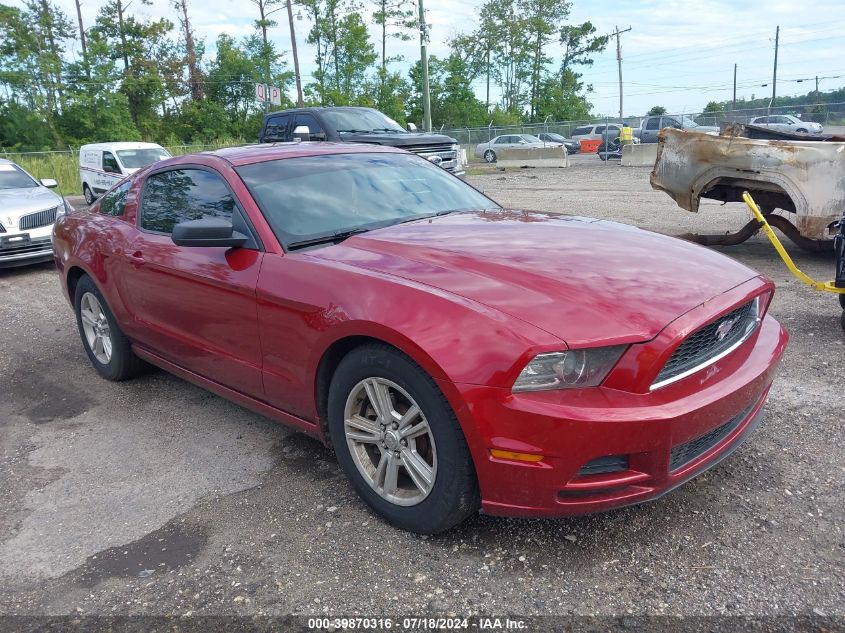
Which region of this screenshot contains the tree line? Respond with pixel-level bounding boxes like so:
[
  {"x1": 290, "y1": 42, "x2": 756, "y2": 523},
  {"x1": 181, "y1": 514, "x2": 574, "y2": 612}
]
[{"x1": 0, "y1": 0, "x2": 607, "y2": 150}]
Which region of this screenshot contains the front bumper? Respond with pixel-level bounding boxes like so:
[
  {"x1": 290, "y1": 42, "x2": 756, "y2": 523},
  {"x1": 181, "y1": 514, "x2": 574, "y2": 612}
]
[
  {"x1": 453, "y1": 314, "x2": 788, "y2": 518},
  {"x1": 0, "y1": 231, "x2": 54, "y2": 268}
]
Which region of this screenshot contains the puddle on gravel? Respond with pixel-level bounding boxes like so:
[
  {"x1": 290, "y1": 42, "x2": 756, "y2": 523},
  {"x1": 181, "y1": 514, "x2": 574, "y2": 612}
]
[{"x1": 75, "y1": 521, "x2": 208, "y2": 587}]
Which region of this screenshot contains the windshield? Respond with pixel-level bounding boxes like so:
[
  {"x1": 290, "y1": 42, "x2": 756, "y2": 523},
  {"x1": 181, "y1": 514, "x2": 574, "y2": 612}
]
[
  {"x1": 521, "y1": 134, "x2": 542, "y2": 143},
  {"x1": 116, "y1": 148, "x2": 171, "y2": 169},
  {"x1": 544, "y1": 133, "x2": 565, "y2": 141},
  {"x1": 322, "y1": 109, "x2": 406, "y2": 134},
  {"x1": 0, "y1": 163, "x2": 38, "y2": 189},
  {"x1": 236, "y1": 152, "x2": 498, "y2": 249},
  {"x1": 681, "y1": 117, "x2": 700, "y2": 128}
]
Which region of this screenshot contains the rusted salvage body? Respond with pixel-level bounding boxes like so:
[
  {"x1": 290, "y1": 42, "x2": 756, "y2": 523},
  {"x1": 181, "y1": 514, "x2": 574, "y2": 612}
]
[{"x1": 651, "y1": 128, "x2": 845, "y2": 250}]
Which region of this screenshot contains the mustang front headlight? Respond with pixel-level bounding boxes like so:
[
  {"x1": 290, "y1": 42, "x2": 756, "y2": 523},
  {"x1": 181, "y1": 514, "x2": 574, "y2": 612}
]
[{"x1": 512, "y1": 346, "x2": 627, "y2": 392}]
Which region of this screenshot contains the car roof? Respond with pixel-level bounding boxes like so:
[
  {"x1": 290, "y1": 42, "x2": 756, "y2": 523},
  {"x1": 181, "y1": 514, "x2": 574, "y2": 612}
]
[
  {"x1": 206, "y1": 142, "x2": 406, "y2": 167},
  {"x1": 80, "y1": 142, "x2": 166, "y2": 151}
]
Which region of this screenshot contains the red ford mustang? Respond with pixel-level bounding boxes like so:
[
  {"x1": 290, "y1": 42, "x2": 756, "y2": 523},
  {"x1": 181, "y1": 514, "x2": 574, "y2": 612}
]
[{"x1": 53, "y1": 143, "x2": 788, "y2": 533}]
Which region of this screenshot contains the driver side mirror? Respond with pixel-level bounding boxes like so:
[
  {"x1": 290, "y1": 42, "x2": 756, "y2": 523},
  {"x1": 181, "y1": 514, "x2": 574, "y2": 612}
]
[
  {"x1": 40, "y1": 178, "x2": 58, "y2": 188},
  {"x1": 407, "y1": 122, "x2": 417, "y2": 132},
  {"x1": 171, "y1": 217, "x2": 248, "y2": 248},
  {"x1": 292, "y1": 125, "x2": 311, "y2": 142}
]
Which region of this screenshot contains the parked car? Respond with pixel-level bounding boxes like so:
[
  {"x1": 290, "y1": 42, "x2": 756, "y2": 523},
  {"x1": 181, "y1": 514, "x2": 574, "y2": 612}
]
[
  {"x1": 475, "y1": 134, "x2": 562, "y2": 163},
  {"x1": 54, "y1": 143, "x2": 788, "y2": 533},
  {"x1": 570, "y1": 123, "x2": 623, "y2": 143},
  {"x1": 638, "y1": 115, "x2": 719, "y2": 143},
  {"x1": 748, "y1": 114, "x2": 823, "y2": 135},
  {"x1": 0, "y1": 158, "x2": 70, "y2": 267},
  {"x1": 258, "y1": 106, "x2": 464, "y2": 176},
  {"x1": 80, "y1": 142, "x2": 171, "y2": 205},
  {"x1": 537, "y1": 132, "x2": 579, "y2": 154}
]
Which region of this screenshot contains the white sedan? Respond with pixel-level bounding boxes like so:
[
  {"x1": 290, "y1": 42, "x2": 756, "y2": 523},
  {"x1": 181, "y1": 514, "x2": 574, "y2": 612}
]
[
  {"x1": 0, "y1": 159, "x2": 69, "y2": 268},
  {"x1": 475, "y1": 134, "x2": 562, "y2": 163},
  {"x1": 749, "y1": 114, "x2": 823, "y2": 134}
]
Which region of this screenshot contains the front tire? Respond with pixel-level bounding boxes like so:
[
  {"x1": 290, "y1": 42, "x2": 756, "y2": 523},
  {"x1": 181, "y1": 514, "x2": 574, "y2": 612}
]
[
  {"x1": 327, "y1": 344, "x2": 479, "y2": 533},
  {"x1": 74, "y1": 275, "x2": 147, "y2": 381},
  {"x1": 483, "y1": 149, "x2": 497, "y2": 163},
  {"x1": 83, "y1": 184, "x2": 95, "y2": 206}
]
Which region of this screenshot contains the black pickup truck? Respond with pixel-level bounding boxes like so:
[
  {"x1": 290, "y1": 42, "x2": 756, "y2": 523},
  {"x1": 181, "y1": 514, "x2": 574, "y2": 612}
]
[{"x1": 258, "y1": 106, "x2": 464, "y2": 176}]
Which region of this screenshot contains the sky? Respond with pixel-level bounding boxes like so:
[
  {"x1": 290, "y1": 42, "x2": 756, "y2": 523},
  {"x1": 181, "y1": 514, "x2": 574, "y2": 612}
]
[{"x1": 31, "y1": 0, "x2": 845, "y2": 117}]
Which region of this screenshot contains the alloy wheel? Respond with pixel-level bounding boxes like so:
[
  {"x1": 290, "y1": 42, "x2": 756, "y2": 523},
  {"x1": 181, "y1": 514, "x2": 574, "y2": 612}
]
[
  {"x1": 343, "y1": 377, "x2": 437, "y2": 506},
  {"x1": 79, "y1": 292, "x2": 112, "y2": 364}
]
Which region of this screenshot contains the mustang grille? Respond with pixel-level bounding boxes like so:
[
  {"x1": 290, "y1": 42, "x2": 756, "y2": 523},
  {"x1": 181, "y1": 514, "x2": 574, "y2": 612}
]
[
  {"x1": 652, "y1": 299, "x2": 760, "y2": 389},
  {"x1": 19, "y1": 206, "x2": 59, "y2": 230},
  {"x1": 669, "y1": 401, "x2": 756, "y2": 471}
]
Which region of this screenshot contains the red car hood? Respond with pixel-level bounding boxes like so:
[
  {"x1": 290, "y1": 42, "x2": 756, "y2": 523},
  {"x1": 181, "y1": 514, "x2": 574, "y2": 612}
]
[{"x1": 310, "y1": 210, "x2": 759, "y2": 346}]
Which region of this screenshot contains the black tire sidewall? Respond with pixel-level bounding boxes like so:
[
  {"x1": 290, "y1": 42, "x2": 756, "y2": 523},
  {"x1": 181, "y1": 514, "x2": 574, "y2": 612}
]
[
  {"x1": 83, "y1": 185, "x2": 94, "y2": 205},
  {"x1": 74, "y1": 276, "x2": 131, "y2": 381},
  {"x1": 327, "y1": 345, "x2": 478, "y2": 533},
  {"x1": 484, "y1": 150, "x2": 496, "y2": 163}
]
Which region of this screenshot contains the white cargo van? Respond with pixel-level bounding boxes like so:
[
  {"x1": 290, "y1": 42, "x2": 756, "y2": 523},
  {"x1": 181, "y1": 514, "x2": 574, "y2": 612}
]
[{"x1": 79, "y1": 142, "x2": 171, "y2": 204}]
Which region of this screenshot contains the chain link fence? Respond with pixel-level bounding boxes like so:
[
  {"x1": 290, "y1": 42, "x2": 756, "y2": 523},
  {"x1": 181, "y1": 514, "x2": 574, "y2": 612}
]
[{"x1": 441, "y1": 101, "x2": 845, "y2": 146}]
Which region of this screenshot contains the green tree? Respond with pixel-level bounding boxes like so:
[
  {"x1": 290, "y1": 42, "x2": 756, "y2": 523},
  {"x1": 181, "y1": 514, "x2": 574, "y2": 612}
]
[
  {"x1": 478, "y1": 0, "x2": 532, "y2": 115},
  {"x1": 519, "y1": 0, "x2": 571, "y2": 119},
  {"x1": 647, "y1": 105, "x2": 666, "y2": 115}
]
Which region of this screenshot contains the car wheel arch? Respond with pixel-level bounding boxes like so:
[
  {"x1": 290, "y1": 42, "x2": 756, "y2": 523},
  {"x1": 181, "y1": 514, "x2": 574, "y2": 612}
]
[
  {"x1": 66, "y1": 265, "x2": 89, "y2": 300},
  {"x1": 311, "y1": 331, "x2": 474, "y2": 448}
]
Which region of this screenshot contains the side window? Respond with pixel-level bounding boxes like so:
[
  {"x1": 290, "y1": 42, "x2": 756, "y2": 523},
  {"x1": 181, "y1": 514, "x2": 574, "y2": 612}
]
[
  {"x1": 595, "y1": 126, "x2": 606, "y2": 134},
  {"x1": 102, "y1": 151, "x2": 121, "y2": 174},
  {"x1": 140, "y1": 169, "x2": 235, "y2": 234},
  {"x1": 494, "y1": 136, "x2": 508, "y2": 144},
  {"x1": 100, "y1": 180, "x2": 131, "y2": 217},
  {"x1": 293, "y1": 113, "x2": 325, "y2": 137},
  {"x1": 663, "y1": 118, "x2": 681, "y2": 129},
  {"x1": 646, "y1": 118, "x2": 660, "y2": 130},
  {"x1": 263, "y1": 114, "x2": 291, "y2": 142},
  {"x1": 571, "y1": 126, "x2": 591, "y2": 136}
]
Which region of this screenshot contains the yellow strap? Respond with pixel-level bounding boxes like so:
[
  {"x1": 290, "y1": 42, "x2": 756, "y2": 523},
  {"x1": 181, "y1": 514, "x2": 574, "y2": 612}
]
[{"x1": 741, "y1": 191, "x2": 845, "y2": 294}]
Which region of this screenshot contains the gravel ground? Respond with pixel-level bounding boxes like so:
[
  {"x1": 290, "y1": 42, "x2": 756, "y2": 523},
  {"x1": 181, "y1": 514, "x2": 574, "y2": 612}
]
[{"x1": 1, "y1": 160, "x2": 842, "y2": 626}]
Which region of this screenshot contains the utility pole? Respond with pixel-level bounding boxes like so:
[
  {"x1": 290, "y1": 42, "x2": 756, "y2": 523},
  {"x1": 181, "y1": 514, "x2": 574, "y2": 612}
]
[
  {"x1": 286, "y1": 0, "x2": 304, "y2": 106},
  {"x1": 73, "y1": 0, "x2": 88, "y2": 77},
  {"x1": 815, "y1": 75, "x2": 819, "y2": 104},
  {"x1": 732, "y1": 63, "x2": 737, "y2": 113},
  {"x1": 485, "y1": 47, "x2": 490, "y2": 112},
  {"x1": 418, "y1": 0, "x2": 431, "y2": 131},
  {"x1": 771, "y1": 25, "x2": 779, "y2": 108},
  {"x1": 612, "y1": 26, "x2": 631, "y2": 120}
]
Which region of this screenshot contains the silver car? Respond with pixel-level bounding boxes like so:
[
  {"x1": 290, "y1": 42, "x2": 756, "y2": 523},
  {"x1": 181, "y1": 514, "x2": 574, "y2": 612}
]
[
  {"x1": 0, "y1": 159, "x2": 68, "y2": 268},
  {"x1": 474, "y1": 134, "x2": 561, "y2": 163},
  {"x1": 748, "y1": 114, "x2": 823, "y2": 135}
]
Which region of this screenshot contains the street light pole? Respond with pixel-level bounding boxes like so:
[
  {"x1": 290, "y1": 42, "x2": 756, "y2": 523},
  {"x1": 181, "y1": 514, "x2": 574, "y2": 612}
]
[
  {"x1": 418, "y1": 0, "x2": 431, "y2": 132},
  {"x1": 286, "y1": 0, "x2": 304, "y2": 106}
]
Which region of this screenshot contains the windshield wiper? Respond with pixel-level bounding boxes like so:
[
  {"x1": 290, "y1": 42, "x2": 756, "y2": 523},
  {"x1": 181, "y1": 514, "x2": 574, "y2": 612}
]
[
  {"x1": 287, "y1": 227, "x2": 370, "y2": 250},
  {"x1": 336, "y1": 129, "x2": 372, "y2": 133}
]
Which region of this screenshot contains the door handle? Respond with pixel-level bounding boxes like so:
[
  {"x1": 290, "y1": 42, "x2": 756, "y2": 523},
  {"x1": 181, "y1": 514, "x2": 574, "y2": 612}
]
[{"x1": 127, "y1": 251, "x2": 145, "y2": 267}]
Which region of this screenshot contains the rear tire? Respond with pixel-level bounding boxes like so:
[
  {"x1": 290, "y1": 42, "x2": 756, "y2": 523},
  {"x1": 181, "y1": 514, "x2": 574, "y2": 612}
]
[
  {"x1": 83, "y1": 185, "x2": 94, "y2": 206},
  {"x1": 483, "y1": 149, "x2": 496, "y2": 163},
  {"x1": 74, "y1": 275, "x2": 147, "y2": 381},
  {"x1": 839, "y1": 293, "x2": 845, "y2": 310},
  {"x1": 327, "y1": 344, "x2": 479, "y2": 533}
]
